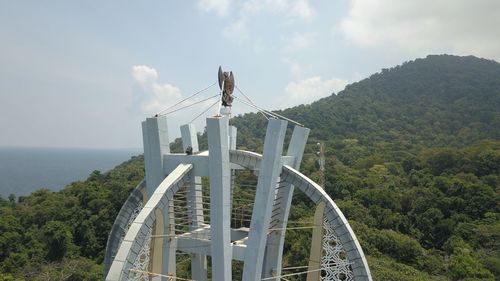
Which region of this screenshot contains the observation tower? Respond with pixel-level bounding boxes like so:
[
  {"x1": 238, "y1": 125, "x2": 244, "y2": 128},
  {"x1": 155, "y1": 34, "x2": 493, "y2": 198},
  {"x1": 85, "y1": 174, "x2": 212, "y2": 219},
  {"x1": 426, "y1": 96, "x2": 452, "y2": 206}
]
[{"x1": 104, "y1": 67, "x2": 372, "y2": 281}]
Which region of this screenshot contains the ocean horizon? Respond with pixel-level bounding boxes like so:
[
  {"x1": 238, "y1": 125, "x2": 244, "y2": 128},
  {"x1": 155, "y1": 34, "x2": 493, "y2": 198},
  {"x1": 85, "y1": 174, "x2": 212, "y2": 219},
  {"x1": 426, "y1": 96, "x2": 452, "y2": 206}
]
[{"x1": 0, "y1": 146, "x2": 141, "y2": 198}]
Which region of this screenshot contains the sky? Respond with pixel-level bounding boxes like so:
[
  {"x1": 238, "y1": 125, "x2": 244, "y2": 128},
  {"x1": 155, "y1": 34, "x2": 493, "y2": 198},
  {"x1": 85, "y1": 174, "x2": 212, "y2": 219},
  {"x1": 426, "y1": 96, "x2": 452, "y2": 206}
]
[{"x1": 1, "y1": 0, "x2": 499, "y2": 149}]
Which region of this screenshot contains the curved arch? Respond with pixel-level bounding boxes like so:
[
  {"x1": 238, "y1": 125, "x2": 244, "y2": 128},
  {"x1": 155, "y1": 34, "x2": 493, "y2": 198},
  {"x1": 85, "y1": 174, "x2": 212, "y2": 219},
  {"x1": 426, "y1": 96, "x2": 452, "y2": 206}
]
[
  {"x1": 107, "y1": 150, "x2": 371, "y2": 280},
  {"x1": 229, "y1": 150, "x2": 372, "y2": 281},
  {"x1": 105, "y1": 164, "x2": 193, "y2": 281},
  {"x1": 104, "y1": 179, "x2": 146, "y2": 276},
  {"x1": 281, "y1": 165, "x2": 372, "y2": 281}
]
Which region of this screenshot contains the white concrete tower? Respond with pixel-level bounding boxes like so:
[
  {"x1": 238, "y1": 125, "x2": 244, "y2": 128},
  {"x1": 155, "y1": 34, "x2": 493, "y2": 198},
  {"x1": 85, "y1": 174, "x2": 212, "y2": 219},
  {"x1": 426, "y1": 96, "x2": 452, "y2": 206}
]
[{"x1": 104, "y1": 70, "x2": 371, "y2": 281}]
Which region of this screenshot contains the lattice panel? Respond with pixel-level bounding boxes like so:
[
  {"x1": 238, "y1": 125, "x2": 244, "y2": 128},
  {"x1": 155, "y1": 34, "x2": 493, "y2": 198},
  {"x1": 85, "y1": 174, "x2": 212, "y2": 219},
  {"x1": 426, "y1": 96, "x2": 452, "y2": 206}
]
[
  {"x1": 321, "y1": 218, "x2": 353, "y2": 281},
  {"x1": 119, "y1": 201, "x2": 143, "y2": 247},
  {"x1": 128, "y1": 226, "x2": 152, "y2": 281}
]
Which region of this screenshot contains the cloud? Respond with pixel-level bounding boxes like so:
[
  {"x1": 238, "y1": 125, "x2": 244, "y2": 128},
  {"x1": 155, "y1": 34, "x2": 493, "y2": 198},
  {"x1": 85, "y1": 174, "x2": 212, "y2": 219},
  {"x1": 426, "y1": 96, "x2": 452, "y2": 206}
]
[
  {"x1": 197, "y1": 0, "x2": 230, "y2": 16},
  {"x1": 283, "y1": 58, "x2": 303, "y2": 78},
  {"x1": 223, "y1": 17, "x2": 250, "y2": 44},
  {"x1": 284, "y1": 32, "x2": 316, "y2": 52},
  {"x1": 132, "y1": 65, "x2": 158, "y2": 84},
  {"x1": 217, "y1": 0, "x2": 316, "y2": 45},
  {"x1": 242, "y1": 0, "x2": 289, "y2": 14},
  {"x1": 130, "y1": 65, "x2": 221, "y2": 134},
  {"x1": 131, "y1": 65, "x2": 182, "y2": 115},
  {"x1": 282, "y1": 57, "x2": 313, "y2": 79},
  {"x1": 340, "y1": 0, "x2": 500, "y2": 60},
  {"x1": 284, "y1": 76, "x2": 348, "y2": 107},
  {"x1": 289, "y1": 0, "x2": 314, "y2": 21},
  {"x1": 242, "y1": 0, "x2": 314, "y2": 21}
]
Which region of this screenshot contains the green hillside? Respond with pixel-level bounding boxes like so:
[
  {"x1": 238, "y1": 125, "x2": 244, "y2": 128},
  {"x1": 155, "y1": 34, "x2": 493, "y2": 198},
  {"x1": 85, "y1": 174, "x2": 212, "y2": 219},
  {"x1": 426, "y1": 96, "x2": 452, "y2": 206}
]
[
  {"x1": 0, "y1": 157, "x2": 145, "y2": 280},
  {"x1": 232, "y1": 55, "x2": 500, "y2": 280},
  {"x1": 234, "y1": 55, "x2": 500, "y2": 150},
  {"x1": 1, "y1": 55, "x2": 499, "y2": 280}
]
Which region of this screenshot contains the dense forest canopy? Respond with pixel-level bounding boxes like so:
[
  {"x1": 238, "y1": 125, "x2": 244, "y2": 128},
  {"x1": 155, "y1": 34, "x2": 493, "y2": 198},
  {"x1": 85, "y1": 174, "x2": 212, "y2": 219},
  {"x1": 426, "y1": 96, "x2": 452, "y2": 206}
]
[{"x1": 1, "y1": 55, "x2": 499, "y2": 280}]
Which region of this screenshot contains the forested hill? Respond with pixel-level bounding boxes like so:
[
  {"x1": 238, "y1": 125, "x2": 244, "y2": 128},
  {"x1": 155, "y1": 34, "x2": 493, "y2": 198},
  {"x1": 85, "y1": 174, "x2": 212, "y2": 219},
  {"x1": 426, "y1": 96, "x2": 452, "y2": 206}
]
[
  {"x1": 231, "y1": 54, "x2": 500, "y2": 280},
  {"x1": 233, "y1": 55, "x2": 500, "y2": 151},
  {"x1": 1, "y1": 55, "x2": 499, "y2": 280}
]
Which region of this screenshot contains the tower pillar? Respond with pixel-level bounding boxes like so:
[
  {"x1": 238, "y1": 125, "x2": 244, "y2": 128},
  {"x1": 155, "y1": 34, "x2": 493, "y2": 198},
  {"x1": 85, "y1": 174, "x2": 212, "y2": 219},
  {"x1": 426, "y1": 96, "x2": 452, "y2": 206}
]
[
  {"x1": 207, "y1": 116, "x2": 232, "y2": 281},
  {"x1": 262, "y1": 125, "x2": 310, "y2": 279},
  {"x1": 180, "y1": 123, "x2": 207, "y2": 281},
  {"x1": 243, "y1": 119, "x2": 288, "y2": 281},
  {"x1": 142, "y1": 116, "x2": 169, "y2": 199}
]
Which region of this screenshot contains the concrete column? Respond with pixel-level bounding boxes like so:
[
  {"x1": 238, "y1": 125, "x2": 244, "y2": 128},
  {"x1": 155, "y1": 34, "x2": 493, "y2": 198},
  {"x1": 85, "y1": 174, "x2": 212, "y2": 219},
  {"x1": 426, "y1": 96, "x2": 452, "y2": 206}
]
[
  {"x1": 243, "y1": 119, "x2": 288, "y2": 281},
  {"x1": 161, "y1": 202, "x2": 176, "y2": 279},
  {"x1": 262, "y1": 125, "x2": 310, "y2": 279},
  {"x1": 142, "y1": 116, "x2": 170, "y2": 199},
  {"x1": 180, "y1": 124, "x2": 204, "y2": 225},
  {"x1": 151, "y1": 207, "x2": 177, "y2": 281},
  {"x1": 229, "y1": 125, "x2": 237, "y2": 209},
  {"x1": 180, "y1": 124, "x2": 207, "y2": 281},
  {"x1": 286, "y1": 126, "x2": 310, "y2": 169},
  {"x1": 306, "y1": 202, "x2": 325, "y2": 281},
  {"x1": 229, "y1": 125, "x2": 237, "y2": 150},
  {"x1": 207, "y1": 116, "x2": 232, "y2": 281}
]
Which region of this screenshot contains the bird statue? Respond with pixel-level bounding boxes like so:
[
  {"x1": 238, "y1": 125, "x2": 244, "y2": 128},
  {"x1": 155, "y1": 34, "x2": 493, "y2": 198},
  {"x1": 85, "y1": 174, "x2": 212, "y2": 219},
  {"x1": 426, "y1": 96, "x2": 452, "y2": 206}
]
[{"x1": 218, "y1": 66, "x2": 235, "y2": 107}]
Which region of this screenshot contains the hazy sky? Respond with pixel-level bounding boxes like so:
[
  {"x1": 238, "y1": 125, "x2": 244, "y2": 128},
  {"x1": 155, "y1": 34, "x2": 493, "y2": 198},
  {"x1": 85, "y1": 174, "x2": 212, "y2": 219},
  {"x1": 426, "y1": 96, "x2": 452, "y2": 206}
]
[{"x1": 1, "y1": 0, "x2": 499, "y2": 149}]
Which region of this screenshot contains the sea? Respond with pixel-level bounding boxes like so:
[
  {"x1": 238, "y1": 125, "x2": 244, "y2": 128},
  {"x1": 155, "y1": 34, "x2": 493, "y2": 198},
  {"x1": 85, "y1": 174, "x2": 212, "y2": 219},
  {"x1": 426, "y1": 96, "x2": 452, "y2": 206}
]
[{"x1": 0, "y1": 146, "x2": 141, "y2": 198}]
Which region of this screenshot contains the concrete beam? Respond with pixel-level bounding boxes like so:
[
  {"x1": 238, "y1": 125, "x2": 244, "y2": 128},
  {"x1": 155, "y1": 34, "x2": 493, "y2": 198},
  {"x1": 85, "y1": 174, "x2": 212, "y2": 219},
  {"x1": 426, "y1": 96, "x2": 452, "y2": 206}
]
[
  {"x1": 243, "y1": 119, "x2": 287, "y2": 281},
  {"x1": 163, "y1": 154, "x2": 209, "y2": 176}
]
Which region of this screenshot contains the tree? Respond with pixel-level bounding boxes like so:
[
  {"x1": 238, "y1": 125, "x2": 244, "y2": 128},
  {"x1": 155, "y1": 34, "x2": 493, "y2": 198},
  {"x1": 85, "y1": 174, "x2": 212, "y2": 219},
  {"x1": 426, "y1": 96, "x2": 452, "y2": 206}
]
[
  {"x1": 448, "y1": 248, "x2": 494, "y2": 281},
  {"x1": 42, "y1": 221, "x2": 73, "y2": 261}
]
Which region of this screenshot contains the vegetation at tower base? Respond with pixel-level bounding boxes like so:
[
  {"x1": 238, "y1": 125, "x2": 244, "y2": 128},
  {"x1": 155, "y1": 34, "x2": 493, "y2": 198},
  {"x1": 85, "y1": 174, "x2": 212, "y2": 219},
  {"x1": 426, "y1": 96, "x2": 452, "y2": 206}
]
[
  {"x1": 0, "y1": 54, "x2": 499, "y2": 280},
  {"x1": 0, "y1": 156, "x2": 145, "y2": 281}
]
